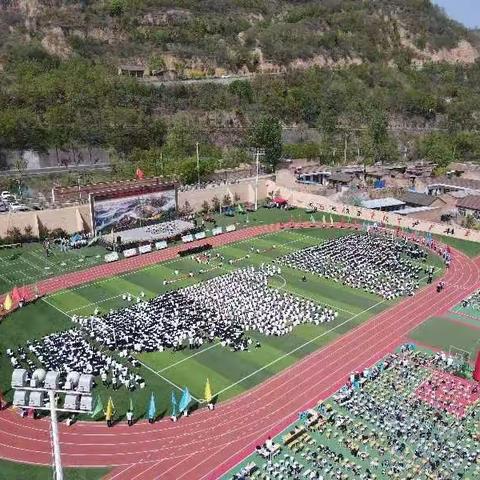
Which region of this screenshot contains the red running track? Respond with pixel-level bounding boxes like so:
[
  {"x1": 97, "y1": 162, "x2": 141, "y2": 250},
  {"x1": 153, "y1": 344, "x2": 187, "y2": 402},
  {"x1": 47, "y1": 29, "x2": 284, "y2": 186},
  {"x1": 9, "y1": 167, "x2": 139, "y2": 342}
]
[{"x1": 1, "y1": 223, "x2": 480, "y2": 480}]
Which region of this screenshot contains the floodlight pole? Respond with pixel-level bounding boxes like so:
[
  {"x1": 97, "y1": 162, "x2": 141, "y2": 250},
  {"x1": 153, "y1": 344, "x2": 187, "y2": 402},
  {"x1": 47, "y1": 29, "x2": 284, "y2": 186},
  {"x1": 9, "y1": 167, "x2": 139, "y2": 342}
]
[
  {"x1": 49, "y1": 390, "x2": 63, "y2": 480},
  {"x1": 13, "y1": 379, "x2": 93, "y2": 480}
]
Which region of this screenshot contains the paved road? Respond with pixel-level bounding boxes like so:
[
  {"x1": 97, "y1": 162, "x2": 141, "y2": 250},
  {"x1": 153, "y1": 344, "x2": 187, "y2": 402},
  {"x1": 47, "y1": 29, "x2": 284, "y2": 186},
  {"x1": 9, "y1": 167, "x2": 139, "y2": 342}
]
[{"x1": 141, "y1": 74, "x2": 267, "y2": 87}]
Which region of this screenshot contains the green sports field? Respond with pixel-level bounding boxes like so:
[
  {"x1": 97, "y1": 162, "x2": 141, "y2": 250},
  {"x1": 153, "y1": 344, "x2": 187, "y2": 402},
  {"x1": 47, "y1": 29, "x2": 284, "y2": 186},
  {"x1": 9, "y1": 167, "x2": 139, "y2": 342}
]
[
  {"x1": 0, "y1": 460, "x2": 108, "y2": 480},
  {"x1": 0, "y1": 206, "x2": 475, "y2": 297},
  {"x1": 0, "y1": 243, "x2": 107, "y2": 295},
  {"x1": 0, "y1": 223, "x2": 444, "y2": 422},
  {"x1": 409, "y1": 309, "x2": 480, "y2": 361}
]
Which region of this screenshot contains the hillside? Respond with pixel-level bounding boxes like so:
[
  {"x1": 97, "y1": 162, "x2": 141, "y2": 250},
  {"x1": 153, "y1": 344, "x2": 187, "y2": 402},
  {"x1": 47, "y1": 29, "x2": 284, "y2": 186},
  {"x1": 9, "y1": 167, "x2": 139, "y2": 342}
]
[
  {"x1": 0, "y1": 0, "x2": 478, "y2": 76},
  {"x1": 1, "y1": 0, "x2": 480, "y2": 184}
]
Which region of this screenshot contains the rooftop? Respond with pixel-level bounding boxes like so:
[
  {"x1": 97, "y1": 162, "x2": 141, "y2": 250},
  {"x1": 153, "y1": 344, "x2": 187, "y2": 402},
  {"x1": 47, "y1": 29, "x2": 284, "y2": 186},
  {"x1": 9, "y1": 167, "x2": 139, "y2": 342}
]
[
  {"x1": 457, "y1": 195, "x2": 480, "y2": 211},
  {"x1": 398, "y1": 191, "x2": 439, "y2": 207},
  {"x1": 297, "y1": 165, "x2": 332, "y2": 175},
  {"x1": 361, "y1": 197, "x2": 406, "y2": 209},
  {"x1": 329, "y1": 173, "x2": 354, "y2": 183},
  {"x1": 428, "y1": 176, "x2": 480, "y2": 191},
  {"x1": 392, "y1": 206, "x2": 435, "y2": 215}
]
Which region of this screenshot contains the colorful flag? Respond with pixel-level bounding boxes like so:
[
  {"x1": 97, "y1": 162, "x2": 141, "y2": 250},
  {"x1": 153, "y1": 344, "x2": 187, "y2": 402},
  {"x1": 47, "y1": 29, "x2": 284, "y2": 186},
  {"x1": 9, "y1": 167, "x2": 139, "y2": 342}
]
[
  {"x1": 129, "y1": 397, "x2": 134, "y2": 413},
  {"x1": 310, "y1": 215, "x2": 315, "y2": 223},
  {"x1": 171, "y1": 391, "x2": 177, "y2": 417},
  {"x1": 329, "y1": 215, "x2": 334, "y2": 226},
  {"x1": 147, "y1": 393, "x2": 156, "y2": 421},
  {"x1": 178, "y1": 387, "x2": 191, "y2": 413},
  {"x1": 322, "y1": 214, "x2": 326, "y2": 224},
  {"x1": 135, "y1": 168, "x2": 145, "y2": 180},
  {"x1": 3, "y1": 294, "x2": 12, "y2": 311},
  {"x1": 204, "y1": 378, "x2": 212, "y2": 404},
  {"x1": 90, "y1": 395, "x2": 104, "y2": 418},
  {"x1": 104, "y1": 396, "x2": 115, "y2": 421},
  {"x1": 11, "y1": 287, "x2": 21, "y2": 303}
]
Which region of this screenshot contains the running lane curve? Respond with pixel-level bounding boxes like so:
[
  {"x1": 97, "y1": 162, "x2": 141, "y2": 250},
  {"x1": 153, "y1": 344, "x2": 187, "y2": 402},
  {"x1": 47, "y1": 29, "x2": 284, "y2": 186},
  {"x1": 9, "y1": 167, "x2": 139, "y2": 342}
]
[{"x1": 0, "y1": 223, "x2": 478, "y2": 480}]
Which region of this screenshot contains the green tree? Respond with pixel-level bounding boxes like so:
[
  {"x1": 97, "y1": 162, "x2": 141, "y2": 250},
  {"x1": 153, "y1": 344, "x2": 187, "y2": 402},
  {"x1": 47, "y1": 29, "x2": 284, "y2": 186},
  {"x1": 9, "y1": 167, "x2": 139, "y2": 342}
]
[
  {"x1": 417, "y1": 133, "x2": 456, "y2": 168},
  {"x1": 201, "y1": 200, "x2": 210, "y2": 214},
  {"x1": 109, "y1": 0, "x2": 125, "y2": 16},
  {"x1": 228, "y1": 80, "x2": 254, "y2": 104},
  {"x1": 222, "y1": 194, "x2": 232, "y2": 207},
  {"x1": 363, "y1": 109, "x2": 399, "y2": 164},
  {"x1": 164, "y1": 114, "x2": 203, "y2": 159},
  {"x1": 211, "y1": 195, "x2": 221, "y2": 212},
  {"x1": 464, "y1": 214, "x2": 476, "y2": 230},
  {"x1": 248, "y1": 115, "x2": 282, "y2": 172}
]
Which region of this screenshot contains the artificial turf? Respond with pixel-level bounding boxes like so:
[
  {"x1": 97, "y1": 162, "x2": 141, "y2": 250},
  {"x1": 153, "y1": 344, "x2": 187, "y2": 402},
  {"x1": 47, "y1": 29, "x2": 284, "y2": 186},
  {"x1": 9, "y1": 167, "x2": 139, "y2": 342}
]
[
  {"x1": 0, "y1": 223, "x2": 443, "y2": 423},
  {"x1": 0, "y1": 242, "x2": 107, "y2": 295},
  {"x1": 432, "y1": 233, "x2": 480, "y2": 258},
  {"x1": 0, "y1": 460, "x2": 109, "y2": 480},
  {"x1": 1, "y1": 204, "x2": 474, "y2": 296},
  {"x1": 409, "y1": 316, "x2": 480, "y2": 358}
]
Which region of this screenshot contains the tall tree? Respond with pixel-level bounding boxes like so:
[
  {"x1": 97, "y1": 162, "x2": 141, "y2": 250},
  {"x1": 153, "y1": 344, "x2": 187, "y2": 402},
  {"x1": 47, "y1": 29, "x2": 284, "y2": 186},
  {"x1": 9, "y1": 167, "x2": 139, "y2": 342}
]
[{"x1": 248, "y1": 115, "x2": 282, "y2": 172}]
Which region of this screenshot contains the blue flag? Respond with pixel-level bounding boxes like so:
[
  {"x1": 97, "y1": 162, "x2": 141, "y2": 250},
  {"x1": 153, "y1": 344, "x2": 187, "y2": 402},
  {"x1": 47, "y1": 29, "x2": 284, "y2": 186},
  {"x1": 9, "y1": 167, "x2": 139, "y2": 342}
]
[
  {"x1": 178, "y1": 387, "x2": 192, "y2": 413},
  {"x1": 171, "y1": 391, "x2": 177, "y2": 417},
  {"x1": 147, "y1": 392, "x2": 156, "y2": 420}
]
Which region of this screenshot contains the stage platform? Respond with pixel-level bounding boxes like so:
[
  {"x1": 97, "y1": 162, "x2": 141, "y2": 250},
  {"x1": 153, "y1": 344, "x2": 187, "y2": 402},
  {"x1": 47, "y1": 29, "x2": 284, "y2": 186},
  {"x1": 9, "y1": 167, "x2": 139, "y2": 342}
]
[{"x1": 102, "y1": 220, "x2": 195, "y2": 246}]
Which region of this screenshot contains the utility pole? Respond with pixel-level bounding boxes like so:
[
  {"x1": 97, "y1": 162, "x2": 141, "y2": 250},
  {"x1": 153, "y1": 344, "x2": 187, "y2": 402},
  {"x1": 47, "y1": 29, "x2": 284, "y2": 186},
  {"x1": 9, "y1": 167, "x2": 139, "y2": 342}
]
[
  {"x1": 344, "y1": 133, "x2": 348, "y2": 164},
  {"x1": 254, "y1": 148, "x2": 265, "y2": 211},
  {"x1": 196, "y1": 142, "x2": 200, "y2": 186},
  {"x1": 255, "y1": 149, "x2": 260, "y2": 211}
]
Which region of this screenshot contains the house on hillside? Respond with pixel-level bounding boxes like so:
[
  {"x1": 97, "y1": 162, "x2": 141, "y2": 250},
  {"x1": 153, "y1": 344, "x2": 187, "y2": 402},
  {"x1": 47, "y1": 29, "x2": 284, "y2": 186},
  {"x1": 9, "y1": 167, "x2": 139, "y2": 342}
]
[
  {"x1": 328, "y1": 173, "x2": 355, "y2": 191},
  {"x1": 457, "y1": 196, "x2": 480, "y2": 219},
  {"x1": 296, "y1": 166, "x2": 331, "y2": 185},
  {"x1": 118, "y1": 65, "x2": 150, "y2": 78},
  {"x1": 398, "y1": 191, "x2": 446, "y2": 209},
  {"x1": 427, "y1": 176, "x2": 480, "y2": 196}
]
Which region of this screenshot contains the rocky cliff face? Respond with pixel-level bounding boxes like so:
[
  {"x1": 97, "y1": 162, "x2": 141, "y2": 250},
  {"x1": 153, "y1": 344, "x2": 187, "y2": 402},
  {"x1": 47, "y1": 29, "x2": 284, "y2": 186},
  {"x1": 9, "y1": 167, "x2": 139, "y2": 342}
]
[{"x1": 0, "y1": 0, "x2": 478, "y2": 75}]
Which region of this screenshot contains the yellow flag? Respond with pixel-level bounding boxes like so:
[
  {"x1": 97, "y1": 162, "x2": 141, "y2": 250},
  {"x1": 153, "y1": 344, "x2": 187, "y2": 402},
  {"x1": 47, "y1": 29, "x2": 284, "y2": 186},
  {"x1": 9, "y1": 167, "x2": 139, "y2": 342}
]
[
  {"x1": 3, "y1": 294, "x2": 12, "y2": 311},
  {"x1": 105, "y1": 396, "x2": 115, "y2": 420},
  {"x1": 204, "y1": 378, "x2": 212, "y2": 403}
]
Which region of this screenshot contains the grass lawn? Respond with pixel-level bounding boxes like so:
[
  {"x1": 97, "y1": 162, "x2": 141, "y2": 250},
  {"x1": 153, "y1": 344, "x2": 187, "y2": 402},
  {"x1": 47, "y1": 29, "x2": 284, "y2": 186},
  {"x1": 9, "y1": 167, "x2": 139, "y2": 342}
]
[
  {"x1": 0, "y1": 460, "x2": 109, "y2": 480},
  {"x1": 0, "y1": 242, "x2": 107, "y2": 294},
  {"x1": 0, "y1": 225, "x2": 442, "y2": 423},
  {"x1": 409, "y1": 316, "x2": 480, "y2": 358},
  {"x1": 432, "y1": 233, "x2": 480, "y2": 258},
  {"x1": 0, "y1": 205, "x2": 475, "y2": 296}
]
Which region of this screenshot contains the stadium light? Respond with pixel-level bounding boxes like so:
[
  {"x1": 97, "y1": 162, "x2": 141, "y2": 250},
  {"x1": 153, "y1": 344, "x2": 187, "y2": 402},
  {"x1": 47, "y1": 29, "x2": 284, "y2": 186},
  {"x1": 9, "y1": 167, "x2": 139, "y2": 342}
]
[{"x1": 11, "y1": 369, "x2": 94, "y2": 480}]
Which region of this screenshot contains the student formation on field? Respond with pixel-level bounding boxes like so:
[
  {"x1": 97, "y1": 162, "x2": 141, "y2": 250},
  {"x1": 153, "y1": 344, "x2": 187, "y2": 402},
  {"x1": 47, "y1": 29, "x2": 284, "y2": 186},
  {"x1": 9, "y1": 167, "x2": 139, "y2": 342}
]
[
  {"x1": 74, "y1": 265, "x2": 338, "y2": 355},
  {"x1": 277, "y1": 234, "x2": 428, "y2": 300},
  {"x1": 6, "y1": 233, "x2": 431, "y2": 393}
]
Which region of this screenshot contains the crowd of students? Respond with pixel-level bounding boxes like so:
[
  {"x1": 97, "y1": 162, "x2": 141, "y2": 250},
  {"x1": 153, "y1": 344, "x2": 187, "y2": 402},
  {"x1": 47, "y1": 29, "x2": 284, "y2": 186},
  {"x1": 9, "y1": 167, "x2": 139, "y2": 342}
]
[
  {"x1": 277, "y1": 234, "x2": 427, "y2": 299},
  {"x1": 76, "y1": 266, "x2": 338, "y2": 354},
  {"x1": 234, "y1": 349, "x2": 479, "y2": 480}
]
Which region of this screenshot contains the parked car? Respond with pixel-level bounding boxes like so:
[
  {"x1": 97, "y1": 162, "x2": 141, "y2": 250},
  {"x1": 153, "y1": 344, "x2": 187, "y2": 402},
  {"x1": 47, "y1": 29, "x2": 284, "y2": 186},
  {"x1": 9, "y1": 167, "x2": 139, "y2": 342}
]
[
  {"x1": 1, "y1": 191, "x2": 16, "y2": 203},
  {"x1": 0, "y1": 202, "x2": 8, "y2": 213},
  {"x1": 9, "y1": 203, "x2": 30, "y2": 212}
]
